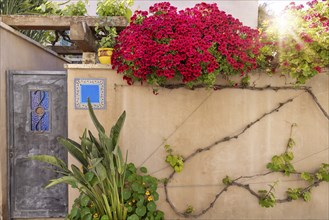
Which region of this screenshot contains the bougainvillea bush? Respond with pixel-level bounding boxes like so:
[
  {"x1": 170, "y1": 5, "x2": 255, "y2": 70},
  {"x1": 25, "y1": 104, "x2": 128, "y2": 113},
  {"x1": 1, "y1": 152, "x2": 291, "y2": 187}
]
[
  {"x1": 259, "y1": 0, "x2": 329, "y2": 84},
  {"x1": 112, "y1": 2, "x2": 260, "y2": 87}
]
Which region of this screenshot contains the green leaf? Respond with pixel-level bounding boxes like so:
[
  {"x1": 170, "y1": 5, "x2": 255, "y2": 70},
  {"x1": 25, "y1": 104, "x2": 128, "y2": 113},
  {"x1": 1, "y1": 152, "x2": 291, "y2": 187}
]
[
  {"x1": 71, "y1": 164, "x2": 87, "y2": 184},
  {"x1": 285, "y1": 151, "x2": 294, "y2": 160},
  {"x1": 88, "y1": 98, "x2": 105, "y2": 133},
  {"x1": 45, "y1": 176, "x2": 76, "y2": 188},
  {"x1": 67, "y1": 138, "x2": 83, "y2": 150},
  {"x1": 147, "y1": 201, "x2": 156, "y2": 212},
  {"x1": 258, "y1": 190, "x2": 267, "y2": 194},
  {"x1": 272, "y1": 155, "x2": 285, "y2": 166},
  {"x1": 136, "y1": 206, "x2": 146, "y2": 217},
  {"x1": 127, "y1": 206, "x2": 134, "y2": 212},
  {"x1": 125, "y1": 8, "x2": 132, "y2": 22},
  {"x1": 95, "y1": 163, "x2": 107, "y2": 181},
  {"x1": 81, "y1": 207, "x2": 91, "y2": 217},
  {"x1": 90, "y1": 158, "x2": 103, "y2": 169},
  {"x1": 140, "y1": 167, "x2": 148, "y2": 173},
  {"x1": 152, "y1": 192, "x2": 159, "y2": 201},
  {"x1": 127, "y1": 163, "x2": 137, "y2": 172},
  {"x1": 287, "y1": 188, "x2": 300, "y2": 200},
  {"x1": 81, "y1": 136, "x2": 93, "y2": 151},
  {"x1": 123, "y1": 189, "x2": 132, "y2": 200},
  {"x1": 82, "y1": 213, "x2": 92, "y2": 220},
  {"x1": 109, "y1": 111, "x2": 126, "y2": 151},
  {"x1": 58, "y1": 137, "x2": 88, "y2": 167},
  {"x1": 301, "y1": 172, "x2": 311, "y2": 181},
  {"x1": 222, "y1": 176, "x2": 232, "y2": 185},
  {"x1": 136, "y1": 200, "x2": 144, "y2": 208},
  {"x1": 29, "y1": 154, "x2": 67, "y2": 169},
  {"x1": 155, "y1": 211, "x2": 164, "y2": 220},
  {"x1": 303, "y1": 192, "x2": 311, "y2": 202},
  {"x1": 132, "y1": 182, "x2": 142, "y2": 192},
  {"x1": 80, "y1": 194, "x2": 90, "y2": 207},
  {"x1": 288, "y1": 138, "x2": 295, "y2": 148},
  {"x1": 127, "y1": 214, "x2": 139, "y2": 220},
  {"x1": 100, "y1": 215, "x2": 109, "y2": 220},
  {"x1": 127, "y1": 173, "x2": 137, "y2": 182},
  {"x1": 316, "y1": 172, "x2": 323, "y2": 180},
  {"x1": 259, "y1": 197, "x2": 276, "y2": 208},
  {"x1": 70, "y1": 207, "x2": 79, "y2": 218},
  {"x1": 85, "y1": 172, "x2": 94, "y2": 182}
]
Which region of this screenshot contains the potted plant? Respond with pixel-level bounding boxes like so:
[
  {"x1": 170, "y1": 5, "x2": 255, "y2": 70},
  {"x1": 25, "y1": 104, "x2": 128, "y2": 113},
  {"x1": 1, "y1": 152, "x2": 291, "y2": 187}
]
[
  {"x1": 96, "y1": 0, "x2": 134, "y2": 64},
  {"x1": 96, "y1": 26, "x2": 117, "y2": 64}
]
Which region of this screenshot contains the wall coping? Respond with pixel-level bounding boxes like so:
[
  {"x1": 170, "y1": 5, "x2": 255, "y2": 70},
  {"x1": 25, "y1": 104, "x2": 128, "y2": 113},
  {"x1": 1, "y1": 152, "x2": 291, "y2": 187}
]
[{"x1": 64, "y1": 64, "x2": 113, "y2": 70}]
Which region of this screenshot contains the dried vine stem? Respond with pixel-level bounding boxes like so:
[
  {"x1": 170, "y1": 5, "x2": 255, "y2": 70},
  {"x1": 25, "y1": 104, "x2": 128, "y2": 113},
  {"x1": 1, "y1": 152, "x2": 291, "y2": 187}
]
[
  {"x1": 183, "y1": 97, "x2": 294, "y2": 163},
  {"x1": 164, "y1": 103, "x2": 328, "y2": 218},
  {"x1": 160, "y1": 84, "x2": 329, "y2": 120},
  {"x1": 161, "y1": 84, "x2": 310, "y2": 91},
  {"x1": 165, "y1": 162, "x2": 324, "y2": 218},
  {"x1": 115, "y1": 83, "x2": 328, "y2": 120},
  {"x1": 231, "y1": 179, "x2": 323, "y2": 204},
  {"x1": 164, "y1": 97, "x2": 297, "y2": 217},
  {"x1": 304, "y1": 88, "x2": 329, "y2": 120}
]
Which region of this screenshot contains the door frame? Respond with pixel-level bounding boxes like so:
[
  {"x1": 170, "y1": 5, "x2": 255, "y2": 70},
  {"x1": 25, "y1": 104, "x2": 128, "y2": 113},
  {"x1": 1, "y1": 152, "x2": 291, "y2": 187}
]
[{"x1": 7, "y1": 70, "x2": 67, "y2": 219}]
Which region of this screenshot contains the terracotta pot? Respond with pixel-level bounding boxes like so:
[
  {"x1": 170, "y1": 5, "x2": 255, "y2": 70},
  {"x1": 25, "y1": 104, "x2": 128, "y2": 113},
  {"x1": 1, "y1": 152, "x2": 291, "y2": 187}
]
[{"x1": 98, "y1": 48, "x2": 114, "y2": 64}]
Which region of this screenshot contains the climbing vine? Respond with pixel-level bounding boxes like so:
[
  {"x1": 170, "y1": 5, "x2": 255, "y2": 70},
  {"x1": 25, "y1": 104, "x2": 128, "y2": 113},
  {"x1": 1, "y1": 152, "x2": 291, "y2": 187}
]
[
  {"x1": 160, "y1": 84, "x2": 329, "y2": 218},
  {"x1": 221, "y1": 124, "x2": 329, "y2": 209},
  {"x1": 164, "y1": 144, "x2": 184, "y2": 173}
]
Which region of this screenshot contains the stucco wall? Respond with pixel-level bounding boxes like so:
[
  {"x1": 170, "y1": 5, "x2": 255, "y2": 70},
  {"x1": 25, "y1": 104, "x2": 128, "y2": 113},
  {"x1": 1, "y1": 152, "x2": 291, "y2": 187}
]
[
  {"x1": 66, "y1": 64, "x2": 328, "y2": 219},
  {"x1": 0, "y1": 22, "x2": 68, "y2": 219}
]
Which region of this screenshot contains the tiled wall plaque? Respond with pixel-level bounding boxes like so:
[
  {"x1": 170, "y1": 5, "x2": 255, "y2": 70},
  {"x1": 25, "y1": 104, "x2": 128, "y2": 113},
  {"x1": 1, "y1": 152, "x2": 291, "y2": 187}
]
[{"x1": 74, "y1": 78, "x2": 106, "y2": 109}]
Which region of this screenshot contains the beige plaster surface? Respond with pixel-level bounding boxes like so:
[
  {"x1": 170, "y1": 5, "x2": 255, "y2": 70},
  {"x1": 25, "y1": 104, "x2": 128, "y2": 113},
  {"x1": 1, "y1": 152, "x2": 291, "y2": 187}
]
[
  {"x1": 67, "y1": 65, "x2": 328, "y2": 219},
  {"x1": 0, "y1": 22, "x2": 68, "y2": 219},
  {"x1": 66, "y1": 66, "x2": 121, "y2": 208}
]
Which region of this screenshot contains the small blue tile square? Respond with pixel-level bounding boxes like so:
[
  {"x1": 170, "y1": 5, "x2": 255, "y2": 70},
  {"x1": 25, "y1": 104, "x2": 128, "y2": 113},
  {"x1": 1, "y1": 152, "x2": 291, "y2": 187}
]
[
  {"x1": 80, "y1": 84, "x2": 100, "y2": 103},
  {"x1": 74, "y1": 78, "x2": 106, "y2": 109}
]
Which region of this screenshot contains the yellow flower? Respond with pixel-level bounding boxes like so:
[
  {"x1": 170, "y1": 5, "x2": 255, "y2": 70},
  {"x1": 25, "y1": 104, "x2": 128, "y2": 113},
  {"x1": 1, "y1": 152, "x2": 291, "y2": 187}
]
[
  {"x1": 88, "y1": 164, "x2": 93, "y2": 169},
  {"x1": 93, "y1": 213, "x2": 98, "y2": 218},
  {"x1": 147, "y1": 196, "x2": 153, "y2": 201},
  {"x1": 132, "y1": 199, "x2": 136, "y2": 203},
  {"x1": 128, "y1": 202, "x2": 132, "y2": 206},
  {"x1": 142, "y1": 182, "x2": 146, "y2": 185},
  {"x1": 145, "y1": 190, "x2": 150, "y2": 196}
]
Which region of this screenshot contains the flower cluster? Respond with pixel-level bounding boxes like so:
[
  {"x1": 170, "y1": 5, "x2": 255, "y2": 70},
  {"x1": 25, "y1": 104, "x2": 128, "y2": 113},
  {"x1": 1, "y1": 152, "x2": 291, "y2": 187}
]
[
  {"x1": 112, "y1": 2, "x2": 260, "y2": 87},
  {"x1": 258, "y1": 0, "x2": 328, "y2": 84}
]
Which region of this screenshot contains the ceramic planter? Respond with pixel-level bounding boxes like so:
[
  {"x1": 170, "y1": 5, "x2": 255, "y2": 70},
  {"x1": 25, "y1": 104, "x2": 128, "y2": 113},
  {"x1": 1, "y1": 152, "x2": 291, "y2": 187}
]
[{"x1": 98, "y1": 48, "x2": 114, "y2": 64}]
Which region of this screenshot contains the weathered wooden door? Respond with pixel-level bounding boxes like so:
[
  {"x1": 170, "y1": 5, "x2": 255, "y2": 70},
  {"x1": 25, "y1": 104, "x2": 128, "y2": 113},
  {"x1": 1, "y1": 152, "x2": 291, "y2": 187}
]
[{"x1": 8, "y1": 71, "x2": 68, "y2": 218}]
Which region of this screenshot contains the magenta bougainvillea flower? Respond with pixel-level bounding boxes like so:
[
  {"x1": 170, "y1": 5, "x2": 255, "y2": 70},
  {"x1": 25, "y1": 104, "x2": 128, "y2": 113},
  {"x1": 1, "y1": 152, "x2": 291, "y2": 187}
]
[{"x1": 112, "y1": 2, "x2": 260, "y2": 87}]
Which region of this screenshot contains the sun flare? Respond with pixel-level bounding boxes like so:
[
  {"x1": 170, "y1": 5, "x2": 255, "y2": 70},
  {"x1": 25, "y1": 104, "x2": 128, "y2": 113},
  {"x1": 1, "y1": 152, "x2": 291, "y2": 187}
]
[{"x1": 272, "y1": 12, "x2": 297, "y2": 37}]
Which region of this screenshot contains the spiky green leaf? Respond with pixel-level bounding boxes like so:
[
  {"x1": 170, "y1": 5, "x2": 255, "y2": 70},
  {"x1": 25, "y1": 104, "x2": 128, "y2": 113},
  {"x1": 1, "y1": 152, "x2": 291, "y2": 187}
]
[
  {"x1": 58, "y1": 137, "x2": 88, "y2": 167},
  {"x1": 45, "y1": 176, "x2": 76, "y2": 188},
  {"x1": 88, "y1": 98, "x2": 105, "y2": 133},
  {"x1": 29, "y1": 155, "x2": 68, "y2": 171}
]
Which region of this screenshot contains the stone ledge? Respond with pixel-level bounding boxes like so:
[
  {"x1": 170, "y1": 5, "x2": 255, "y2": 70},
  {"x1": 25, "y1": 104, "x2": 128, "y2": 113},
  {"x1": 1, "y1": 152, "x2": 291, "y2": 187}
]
[{"x1": 64, "y1": 64, "x2": 113, "y2": 69}]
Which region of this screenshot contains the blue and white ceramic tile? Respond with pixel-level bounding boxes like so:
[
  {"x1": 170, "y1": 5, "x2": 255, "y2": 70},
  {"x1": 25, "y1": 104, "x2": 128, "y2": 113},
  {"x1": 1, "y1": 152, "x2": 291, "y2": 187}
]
[
  {"x1": 30, "y1": 90, "x2": 50, "y2": 132},
  {"x1": 74, "y1": 78, "x2": 106, "y2": 109}
]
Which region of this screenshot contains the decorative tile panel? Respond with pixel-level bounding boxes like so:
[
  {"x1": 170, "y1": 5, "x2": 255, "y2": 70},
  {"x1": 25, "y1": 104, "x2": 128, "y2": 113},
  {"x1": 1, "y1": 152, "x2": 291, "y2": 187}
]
[
  {"x1": 74, "y1": 78, "x2": 106, "y2": 109},
  {"x1": 30, "y1": 90, "x2": 50, "y2": 132}
]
